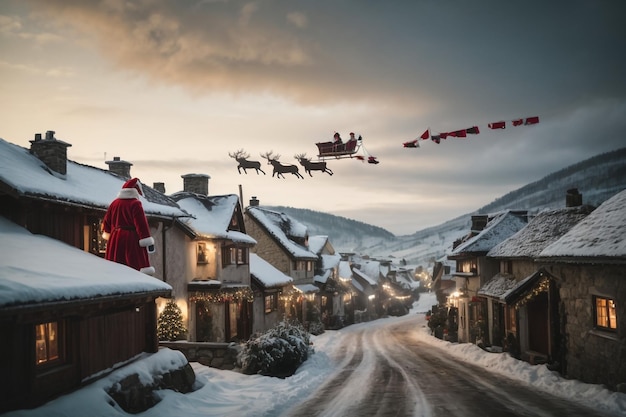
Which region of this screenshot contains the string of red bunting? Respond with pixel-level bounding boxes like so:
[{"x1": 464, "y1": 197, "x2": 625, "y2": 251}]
[{"x1": 403, "y1": 116, "x2": 540, "y2": 148}]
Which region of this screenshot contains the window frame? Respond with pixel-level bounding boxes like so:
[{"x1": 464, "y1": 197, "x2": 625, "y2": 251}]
[
  {"x1": 35, "y1": 321, "x2": 64, "y2": 367},
  {"x1": 264, "y1": 293, "x2": 277, "y2": 314},
  {"x1": 593, "y1": 295, "x2": 617, "y2": 332}
]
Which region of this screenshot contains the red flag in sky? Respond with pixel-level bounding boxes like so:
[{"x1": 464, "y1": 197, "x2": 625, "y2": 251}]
[
  {"x1": 488, "y1": 121, "x2": 506, "y2": 129},
  {"x1": 525, "y1": 116, "x2": 540, "y2": 125},
  {"x1": 449, "y1": 130, "x2": 467, "y2": 138},
  {"x1": 512, "y1": 119, "x2": 524, "y2": 126},
  {"x1": 466, "y1": 126, "x2": 480, "y2": 134},
  {"x1": 420, "y1": 129, "x2": 430, "y2": 140}
]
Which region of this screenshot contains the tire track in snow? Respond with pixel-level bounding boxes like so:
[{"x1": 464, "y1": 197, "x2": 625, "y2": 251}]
[{"x1": 283, "y1": 317, "x2": 612, "y2": 417}]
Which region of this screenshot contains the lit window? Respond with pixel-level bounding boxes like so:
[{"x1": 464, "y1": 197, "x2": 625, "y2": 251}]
[
  {"x1": 265, "y1": 294, "x2": 277, "y2": 313},
  {"x1": 594, "y1": 296, "x2": 617, "y2": 331},
  {"x1": 35, "y1": 322, "x2": 61, "y2": 365}
]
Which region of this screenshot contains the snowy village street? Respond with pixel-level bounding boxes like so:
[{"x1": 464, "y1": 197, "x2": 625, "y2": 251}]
[
  {"x1": 2, "y1": 293, "x2": 624, "y2": 417},
  {"x1": 283, "y1": 316, "x2": 614, "y2": 417}
]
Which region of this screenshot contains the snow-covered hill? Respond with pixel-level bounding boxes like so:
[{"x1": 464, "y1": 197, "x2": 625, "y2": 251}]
[{"x1": 269, "y1": 147, "x2": 626, "y2": 267}]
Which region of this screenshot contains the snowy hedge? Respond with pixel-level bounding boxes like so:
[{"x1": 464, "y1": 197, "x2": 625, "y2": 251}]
[{"x1": 238, "y1": 320, "x2": 314, "y2": 377}]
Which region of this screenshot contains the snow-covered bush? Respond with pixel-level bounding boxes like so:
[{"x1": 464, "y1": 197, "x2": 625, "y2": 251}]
[{"x1": 238, "y1": 320, "x2": 313, "y2": 377}]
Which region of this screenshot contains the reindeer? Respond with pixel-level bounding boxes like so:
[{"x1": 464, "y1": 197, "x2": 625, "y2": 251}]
[
  {"x1": 228, "y1": 149, "x2": 266, "y2": 175},
  {"x1": 295, "y1": 153, "x2": 333, "y2": 177},
  {"x1": 260, "y1": 151, "x2": 304, "y2": 179}
]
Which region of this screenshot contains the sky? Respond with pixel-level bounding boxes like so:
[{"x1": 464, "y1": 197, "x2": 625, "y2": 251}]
[
  {"x1": 1, "y1": 0, "x2": 625, "y2": 235},
  {"x1": 4, "y1": 293, "x2": 625, "y2": 417}
]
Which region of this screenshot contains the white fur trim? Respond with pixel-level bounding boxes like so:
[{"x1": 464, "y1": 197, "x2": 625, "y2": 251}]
[
  {"x1": 102, "y1": 231, "x2": 110, "y2": 241},
  {"x1": 139, "y1": 236, "x2": 155, "y2": 247},
  {"x1": 118, "y1": 188, "x2": 140, "y2": 199},
  {"x1": 140, "y1": 266, "x2": 156, "y2": 275}
]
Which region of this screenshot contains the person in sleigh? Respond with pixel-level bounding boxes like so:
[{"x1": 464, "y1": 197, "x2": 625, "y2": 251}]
[{"x1": 102, "y1": 178, "x2": 155, "y2": 274}]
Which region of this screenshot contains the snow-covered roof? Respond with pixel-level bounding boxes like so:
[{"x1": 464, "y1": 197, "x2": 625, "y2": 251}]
[
  {"x1": 308, "y1": 235, "x2": 329, "y2": 255},
  {"x1": 488, "y1": 206, "x2": 593, "y2": 258},
  {"x1": 294, "y1": 284, "x2": 319, "y2": 294},
  {"x1": 0, "y1": 138, "x2": 187, "y2": 218},
  {"x1": 394, "y1": 269, "x2": 420, "y2": 290},
  {"x1": 338, "y1": 261, "x2": 353, "y2": 280},
  {"x1": 477, "y1": 273, "x2": 517, "y2": 299},
  {"x1": 539, "y1": 189, "x2": 626, "y2": 259},
  {"x1": 173, "y1": 193, "x2": 256, "y2": 245},
  {"x1": 321, "y1": 253, "x2": 341, "y2": 270},
  {"x1": 249, "y1": 254, "x2": 293, "y2": 288},
  {"x1": 451, "y1": 211, "x2": 528, "y2": 255},
  {"x1": 352, "y1": 267, "x2": 378, "y2": 286},
  {"x1": 314, "y1": 269, "x2": 331, "y2": 284},
  {"x1": 246, "y1": 206, "x2": 317, "y2": 260},
  {"x1": 360, "y1": 260, "x2": 381, "y2": 280},
  {"x1": 0, "y1": 216, "x2": 172, "y2": 309}
]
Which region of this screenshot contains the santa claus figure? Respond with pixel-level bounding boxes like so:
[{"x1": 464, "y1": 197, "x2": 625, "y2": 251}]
[{"x1": 102, "y1": 178, "x2": 155, "y2": 274}]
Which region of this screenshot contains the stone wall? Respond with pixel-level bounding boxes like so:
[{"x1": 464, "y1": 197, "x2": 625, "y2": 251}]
[
  {"x1": 545, "y1": 263, "x2": 626, "y2": 391},
  {"x1": 159, "y1": 341, "x2": 240, "y2": 370},
  {"x1": 244, "y1": 218, "x2": 291, "y2": 274}
]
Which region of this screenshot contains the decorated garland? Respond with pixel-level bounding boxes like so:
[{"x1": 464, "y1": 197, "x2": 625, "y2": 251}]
[{"x1": 189, "y1": 287, "x2": 254, "y2": 303}]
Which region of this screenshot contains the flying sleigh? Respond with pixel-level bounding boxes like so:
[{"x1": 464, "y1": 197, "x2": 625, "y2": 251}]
[{"x1": 315, "y1": 132, "x2": 379, "y2": 164}]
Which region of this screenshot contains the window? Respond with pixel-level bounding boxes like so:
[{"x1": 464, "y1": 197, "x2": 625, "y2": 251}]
[
  {"x1": 237, "y1": 248, "x2": 244, "y2": 264},
  {"x1": 458, "y1": 260, "x2": 477, "y2": 274},
  {"x1": 222, "y1": 245, "x2": 247, "y2": 267},
  {"x1": 594, "y1": 296, "x2": 617, "y2": 331},
  {"x1": 265, "y1": 294, "x2": 277, "y2": 313},
  {"x1": 35, "y1": 321, "x2": 62, "y2": 365},
  {"x1": 501, "y1": 260, "x2": 513, "y2": 274},
  {"x1": 197, "y1": 242, "x2": 208, "y2": 264},
  {"x1": 295, "y1": 260, "x2": 311, "y2": 271}
]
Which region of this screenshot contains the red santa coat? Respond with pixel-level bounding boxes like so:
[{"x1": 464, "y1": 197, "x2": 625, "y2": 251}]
[{"x1": 102, "y1": 180, "x2": 155, "y2": 274}]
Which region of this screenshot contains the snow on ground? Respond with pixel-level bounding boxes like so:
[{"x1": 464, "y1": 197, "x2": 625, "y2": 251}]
[{"x1": 3, "y1": 292, "x2": 625, "y2": 417}]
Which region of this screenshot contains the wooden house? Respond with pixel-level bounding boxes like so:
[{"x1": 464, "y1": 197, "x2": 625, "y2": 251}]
[
  {"x1": 171, "y1": 186, "x2": 257, "y2": 342},
  {"x1": 485, "y1": 199, "x2": 593, "y2": 362},
  {"x1": 536, "y1": 189, "x2": 626, "y2": 391},
  {"x1": 447, "y1": 210, "x2": 528, "y2": 344},
  {"x1": 0, "y1": 216, "x2": 171, "y2": 413}
]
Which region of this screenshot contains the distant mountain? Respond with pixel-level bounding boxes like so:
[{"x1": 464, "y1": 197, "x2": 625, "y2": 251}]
[{"x1": 267, "y1": 147, "x2": 626, "y2": 266}]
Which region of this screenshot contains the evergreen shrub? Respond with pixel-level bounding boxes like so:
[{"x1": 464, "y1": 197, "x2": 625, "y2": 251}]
[{"x1": 238, "y1": 320, "x2": 313, "y2": 377}]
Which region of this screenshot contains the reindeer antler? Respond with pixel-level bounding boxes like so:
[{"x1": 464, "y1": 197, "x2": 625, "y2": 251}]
[
  {"x1": 228, "y1": 149, "x2": 250, "y2": 159},
  {"x1": 294, "y1": 153, "x2": 308, "y2": 160},
  {"x1": 260, "y1": 151, "x2": 278, "y2": 161}
]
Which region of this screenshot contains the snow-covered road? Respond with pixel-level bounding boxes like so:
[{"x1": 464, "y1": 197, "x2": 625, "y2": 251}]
[{"x1": 283, "y1": 316, "x2": 615, "y2": 417}]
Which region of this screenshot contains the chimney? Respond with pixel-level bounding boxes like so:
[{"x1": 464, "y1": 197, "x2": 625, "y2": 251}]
[
  {"x1": 470, "y1": 215, "x2": 488, "y2": 232},
  {"x1": 105, "y1": 156, "x2": 133, "y2": 179},
  {"x1": 29, "y1": 131, "x2": 72, "y2": 176},
  {"x1": 566, "y1": 188, "x2": 583, "y2": 207},
  {"x1": 249, "y1": 196, "x2": 260, "y2": 207},
  {"x1": 182, "y1": 173, "x2": 210, "y2": 195},
  {"x1": 153, "y1": 182, "x2": 166, "y2": 194}
]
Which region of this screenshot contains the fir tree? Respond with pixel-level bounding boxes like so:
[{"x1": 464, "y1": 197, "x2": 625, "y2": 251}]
[{"x1": 157, "y1": 300, "x2": 187, "y2": 341}]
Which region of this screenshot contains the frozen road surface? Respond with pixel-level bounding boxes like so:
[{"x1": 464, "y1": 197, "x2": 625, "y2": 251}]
[{"x1": 283, "y1": 316, "x2": 613, "y2": 417}]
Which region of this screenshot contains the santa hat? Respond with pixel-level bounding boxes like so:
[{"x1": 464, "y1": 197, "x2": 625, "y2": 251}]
[{"x1": 118, "y1": 178, "x2": 143, "y2": 199}]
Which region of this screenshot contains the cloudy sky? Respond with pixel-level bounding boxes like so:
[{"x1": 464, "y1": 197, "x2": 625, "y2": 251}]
[{"x1": 1, "y1": 0, "x2": 625, "y2": 235}]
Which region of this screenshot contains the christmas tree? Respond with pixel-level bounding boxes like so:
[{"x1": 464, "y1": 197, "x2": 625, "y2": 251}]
[{"x1": 157, "y1": 299, "x2": 187, "y2": 341}]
